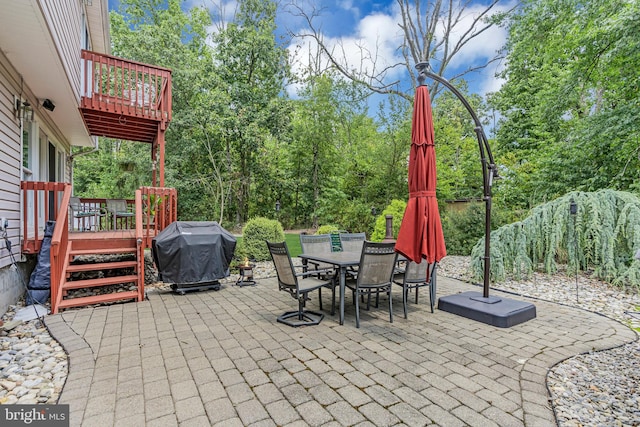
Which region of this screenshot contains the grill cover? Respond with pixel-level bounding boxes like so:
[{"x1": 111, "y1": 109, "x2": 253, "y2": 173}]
[{"x1": 152, "y1": 221, "x2": 236, "y2": 284}]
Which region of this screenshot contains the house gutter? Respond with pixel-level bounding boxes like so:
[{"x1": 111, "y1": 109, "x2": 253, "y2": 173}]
[
  {"x1": 70, "y1": 136, "x2": 99, "y2": 160},
  {"x1": 69, "y1": 137, "x2": 99, "y2": 188}
]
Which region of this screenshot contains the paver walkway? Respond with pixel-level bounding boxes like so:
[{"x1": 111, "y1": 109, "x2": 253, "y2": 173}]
[{"x1": 45, "y1": 275, "x2": 635, "y2": 427}]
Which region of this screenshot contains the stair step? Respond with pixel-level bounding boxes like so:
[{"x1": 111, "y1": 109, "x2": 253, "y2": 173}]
[
  {"x1": 58, "y1": 291, "x2": 139, "y2": 310},
  {"x1": 67, "y1": 260, "x2": 138, "y2": 273},
  {"x1": 62, "y1": 275, "x2": 138, "y2": 290},
  {"x1": 70, "y1": 247, "x2": 136, "y2": 256}
]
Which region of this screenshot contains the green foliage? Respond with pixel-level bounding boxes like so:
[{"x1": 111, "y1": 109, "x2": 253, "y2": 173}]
[
  {"x1": 492, "y1": 0, "x2": 640, "y2": 208},
  {"x1": 471, "y1": 190, "x2": 640, "y2": 289},
  {"x1": 339, "y1": 202, "x2": 377, "y2": 235},
  {"x1": 442, "y1": 202, "x2": 514, "y2": 255},
  {"x1": 442, "y1": 203, "x2": 486, "y2": 255},
  {"x1": 237, "y1": 217, "x2": 284, "y2": 261},
  {"x1": 316, "y1": 225, "x2": 341, "y2": 235},
  {"x1": 370, "y1": 200, "x2": 407, "y2": 241},
  {"x1": 210, "y1": 0, "x2": 290, "y2": 223},
  {"x1": 433, "y1": 83, "x2": 486, "y2": 201}
]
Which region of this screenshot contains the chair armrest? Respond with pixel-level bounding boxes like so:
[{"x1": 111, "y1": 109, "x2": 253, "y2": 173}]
[{"x1": 295, "y1": 268, "x2": 335, "y2": 278}]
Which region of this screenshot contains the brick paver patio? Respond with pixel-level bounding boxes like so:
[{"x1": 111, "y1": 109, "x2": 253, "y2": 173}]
[{"x1": 45, "y1": 275, "x2": 636, "y2": 426}]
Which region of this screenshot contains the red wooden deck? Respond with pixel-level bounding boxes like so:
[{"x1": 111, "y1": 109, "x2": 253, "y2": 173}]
[{"x1": 18, "y1": 51, "x2": 174, "y2": 313}]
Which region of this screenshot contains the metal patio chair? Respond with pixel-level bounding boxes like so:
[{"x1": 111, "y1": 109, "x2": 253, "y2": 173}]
[
  {"x1": 393, "y1": 260, "x2": 438, "y2": 318},
  {"x1": 345, "y1": 241, "x2": 398, "y2": 328},
  {"x1": 106, "y1": 199, "x2": 135, "y2": 230},
  {"x1": 69, "y1": 197, "x2": 105, "y2": 231},
  {"x1": 267, "y1": 241, "x2": 336, "y2": 326},
  {"x1": 339, "y1": 232, "x2": 366, "y2": 253},
  {"x1": 299, "y1": 234, "x2": 336, "y2": 279}
]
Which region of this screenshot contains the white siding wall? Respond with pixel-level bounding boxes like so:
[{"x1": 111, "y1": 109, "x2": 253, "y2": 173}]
[
  {"x1": 0, "y1": 0, "x2": 105, "y2": 315},
  {"x1": 40, "y1": 0, "x2": 84, "y2": 100},
  {"x1": 0, "y1": 56, "x2": 23, "y2": 271},
  {"x1": 0, "y1": 53, "x2": 28, "y2": 315}
]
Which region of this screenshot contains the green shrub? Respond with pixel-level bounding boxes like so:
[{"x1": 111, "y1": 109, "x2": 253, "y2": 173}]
[
  {"x1": 316, "y1": 224, "x2": 341, "y2": 235},
  {"x1": 340, "y1": 202, "x2": 376, "y2": 235},
  {"x1": 442, "y1": 201, "x2": 514, "y2": 256},
  {"x1": 470, "y1": 190, "x2": 640, "y2": 288},
  {"x1": 239, "y1": 217, "x2": 285, "y2": 261},
  {"x1": 370, "y1": 199, "x2": 407, "y2": 241},
  {"x1": 441, "y1": 203, "x2": 487, "y2": 256}
]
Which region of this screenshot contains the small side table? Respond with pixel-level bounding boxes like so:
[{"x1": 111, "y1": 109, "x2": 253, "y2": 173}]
[{"x1": 235, "y1": 264, "x2": 256, "y2": 287}]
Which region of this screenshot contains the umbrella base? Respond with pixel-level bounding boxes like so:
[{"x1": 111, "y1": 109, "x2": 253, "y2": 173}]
[{"x1": 438, "y1": 291, "x2": 536, "y2": 328}]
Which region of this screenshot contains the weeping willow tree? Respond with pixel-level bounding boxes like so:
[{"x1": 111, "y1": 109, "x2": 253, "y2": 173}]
[{"x1": 471, "y1": 190, "x2": 640, "y2": 288}]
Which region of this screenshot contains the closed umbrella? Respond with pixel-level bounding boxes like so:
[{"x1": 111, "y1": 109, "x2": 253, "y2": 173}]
[{"x1": 395, "y1": 83, "x2": 446, "y2": 264}]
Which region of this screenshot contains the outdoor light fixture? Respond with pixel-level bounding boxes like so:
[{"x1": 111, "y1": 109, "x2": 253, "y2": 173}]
[
  {"x1": 371, "y1": 207, "x2": 377, "y2": 216},
  {"x1": 14, "y1": 97, "x2": 34, "y2": 121},
  {"x1": 42, "y1": 98, "x2": 55, "y2": 112},
  {"x1": 415, "y1": 62, "x2": 536, "y2": 327},
  {"x1": 275, "y1": 200, "x2": 281, "y2": 212},
  {"x1": 570, "y1": 199, "x2": 578, "y2": 215},
  {"x1": 570, "y1": 198, "x2": 579, "y2": 302}
]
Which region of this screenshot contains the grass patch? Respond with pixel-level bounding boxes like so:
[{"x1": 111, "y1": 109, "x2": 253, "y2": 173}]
[
  {"x1": 234, "y1": 233, "x2": 302, "y2": 258},
  {"x1": 285, "y1": 233, "x2": 302, "y2": 257}
]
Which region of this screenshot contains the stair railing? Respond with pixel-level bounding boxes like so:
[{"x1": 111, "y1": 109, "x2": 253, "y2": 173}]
[
  {"x1": 139, "y1": 186, "x2": 177, "y2": 248},
  {"x1": 135, "y1": 189, "x2": 145, "y2": 302},
  {"x1": 49, "y1": 185, "x2": 72, "y2": 314}
]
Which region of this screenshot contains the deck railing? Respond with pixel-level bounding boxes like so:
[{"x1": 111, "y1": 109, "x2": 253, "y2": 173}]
[
  {"x1": 81, "y1": 50, "x2": 172, "y2": 125},
  {"x1": 20, "y1": 181, "x2": 70, "y2": 253},
  {"x1": 138, "y1": 186, "x2": 178, "y2": 248},
  {"x1": 19, "y1": 181, "x2": 72, "y2": 308},
  {"x1": 21, "y1": 183, "x2": 177, "y2": 254}
]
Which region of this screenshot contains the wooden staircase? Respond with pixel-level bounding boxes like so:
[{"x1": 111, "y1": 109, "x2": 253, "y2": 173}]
[
  {"x1": 56, "y1": 235, "x2": 144, "y2": 312},
  {"x1": 21, "y1": 184, "x2": 177, "y2": 314}
]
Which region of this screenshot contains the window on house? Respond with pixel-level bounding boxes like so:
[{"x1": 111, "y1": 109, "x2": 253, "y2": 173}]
[{"x1": 22, "y1": 121, "x2": 33, "y2": 179}]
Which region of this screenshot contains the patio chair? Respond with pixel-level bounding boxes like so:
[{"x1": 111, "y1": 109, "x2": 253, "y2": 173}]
[
  {"x1": 267, "y1": 241, "x2": 336, "y2": 326},
  {"x1": 393, "y1": 260, "x2": 437, "y2": 318},
  {"x1": 345, "y1": 241, "x2": 398, "y2": 328},
  {"x1": 106, "y1": 199, "x2": 135, "y2": 230},
  {"x1": 339, "y1": 232, "x2": 366, "y2": 253},
  {"x1": 69, "y1": 197, "x2": 105, "y2": 231},
  {"x1": 299, "y1": 234, "x2": 336, "y2": 278},
  {"x1": 339, "y1": 232, "x2": 367, "y2": 282}
]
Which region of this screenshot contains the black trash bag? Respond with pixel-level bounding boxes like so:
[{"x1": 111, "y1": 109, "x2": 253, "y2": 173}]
[{"x1": 26, "y1": 220, "x2": 55, "y2": 305}]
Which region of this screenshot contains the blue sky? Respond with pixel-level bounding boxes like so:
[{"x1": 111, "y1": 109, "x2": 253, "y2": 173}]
[{"x1": 109, "y1": 0, "x2": 510, "y2": 102}]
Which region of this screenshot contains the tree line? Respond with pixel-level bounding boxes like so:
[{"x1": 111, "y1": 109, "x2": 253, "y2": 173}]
[{"x1": 73, "y1": 0, "x2": 640, "y2": 255}]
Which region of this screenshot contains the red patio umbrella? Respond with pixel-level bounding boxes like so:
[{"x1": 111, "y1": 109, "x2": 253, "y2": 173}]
[{"x1": 395, "y1": 84, "x2": 447, "y2": 264}]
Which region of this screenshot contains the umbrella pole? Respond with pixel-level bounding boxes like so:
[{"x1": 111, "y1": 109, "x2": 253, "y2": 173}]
[
  {"x1": 416, "y1": 63, "x2": 496, "y2": 298},
  {"x1": 416, "y1": 62, "x2": 537, "y2": 327}
]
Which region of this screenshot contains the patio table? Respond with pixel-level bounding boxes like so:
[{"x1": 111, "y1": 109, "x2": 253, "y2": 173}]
[
  {"x1": 300, "y1": 251, "x2": 407, "y2": 325},
  {"x1": 300, "y1": 251, "x2": 360, "y2": 325}
]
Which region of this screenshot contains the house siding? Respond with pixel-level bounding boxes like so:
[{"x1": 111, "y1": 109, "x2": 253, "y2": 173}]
[
  {"x1": 0, "y1": 0, "x2": 87, "y2": 314},
  {"x1": 41, "y1": 0, "x2": 84, "y2": 100},
  {"x1": 0, "y1": 53, "x2": 28, "y2": 315}
]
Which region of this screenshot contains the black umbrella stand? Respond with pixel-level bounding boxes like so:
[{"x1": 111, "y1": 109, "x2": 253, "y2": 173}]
[{"x1": 415, "y1": 62, "x2": 536, "y2": 327}]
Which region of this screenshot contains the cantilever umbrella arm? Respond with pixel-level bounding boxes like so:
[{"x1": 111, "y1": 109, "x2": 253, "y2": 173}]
[{"x1": 415, "y1": 62, "x2": 498, "y2": 298}]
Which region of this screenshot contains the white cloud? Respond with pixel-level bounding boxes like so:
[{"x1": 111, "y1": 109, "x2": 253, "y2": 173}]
[
  {"x1": 337, "y1": 0, "x2": 360, "y2": 19},
  {"x1": 438, "y1": 3, "x2": 510, "y2": 70},
  {"x1": 287, "y1": 0, "x2": 514, "y2": 97},
  {"x1": 287, "y1": 11, "x2": 405, "y2": 96}
]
